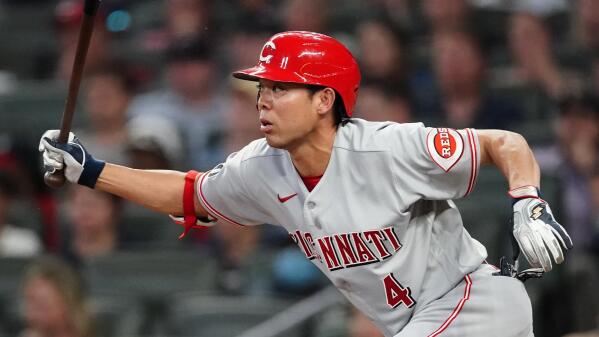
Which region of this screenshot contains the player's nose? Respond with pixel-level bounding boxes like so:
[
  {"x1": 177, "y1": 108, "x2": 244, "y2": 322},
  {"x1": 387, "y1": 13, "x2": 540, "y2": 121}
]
[{"x1": 256, "y1": 90, "x2": 272, "y2": 112}]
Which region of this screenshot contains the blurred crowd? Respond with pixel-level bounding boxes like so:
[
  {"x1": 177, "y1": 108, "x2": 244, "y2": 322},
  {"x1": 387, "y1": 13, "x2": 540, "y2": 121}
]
[{"x1": 0, "y1": 0, "x2": 599, "y2": 336}]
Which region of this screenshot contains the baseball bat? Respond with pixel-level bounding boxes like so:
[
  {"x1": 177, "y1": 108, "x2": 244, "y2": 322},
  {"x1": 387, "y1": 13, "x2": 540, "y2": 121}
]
[{"x1": 44, "y1": 0, "x2": 102, "y2": 188}]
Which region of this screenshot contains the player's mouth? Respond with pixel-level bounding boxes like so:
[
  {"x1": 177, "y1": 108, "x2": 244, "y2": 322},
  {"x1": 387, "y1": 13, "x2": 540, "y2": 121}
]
[{"x1": 260, "y1": 118, "x2": 273, "y2": 133}]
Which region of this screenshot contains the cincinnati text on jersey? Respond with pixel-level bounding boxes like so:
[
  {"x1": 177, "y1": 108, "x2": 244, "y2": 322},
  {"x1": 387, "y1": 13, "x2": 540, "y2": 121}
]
[{"x1": 289, "y1": 227, "x2": 402, "y2": 271}]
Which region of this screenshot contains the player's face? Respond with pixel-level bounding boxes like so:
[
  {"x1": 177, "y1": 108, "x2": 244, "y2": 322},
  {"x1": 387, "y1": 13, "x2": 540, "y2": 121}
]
[{"x1": 256, "y1": 79, "x2": 322, "y2": 149}]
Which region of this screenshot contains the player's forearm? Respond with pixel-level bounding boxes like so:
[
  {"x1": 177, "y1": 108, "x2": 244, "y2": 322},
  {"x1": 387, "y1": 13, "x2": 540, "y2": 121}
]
[
  {"x1": 95, "y1": 163, "x2": 187, "y2": 214},
  {"x1": 478, "y1": 130, "x2": 540, "y2": 189}
]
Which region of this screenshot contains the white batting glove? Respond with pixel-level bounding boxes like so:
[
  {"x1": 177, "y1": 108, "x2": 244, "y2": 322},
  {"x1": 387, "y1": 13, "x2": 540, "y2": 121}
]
[
  {"x1": 510, "y1": 186, "x2": 573, "y2": 272},
  {"x1": 38, "y1": 130, "x2": 106, "y2": 188}
]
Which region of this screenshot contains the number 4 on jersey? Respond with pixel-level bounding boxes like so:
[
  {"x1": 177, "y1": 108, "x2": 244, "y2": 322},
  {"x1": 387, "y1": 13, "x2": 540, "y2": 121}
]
[{"x1": 383, "y1": 273, "x2": 416, "y2": 309}]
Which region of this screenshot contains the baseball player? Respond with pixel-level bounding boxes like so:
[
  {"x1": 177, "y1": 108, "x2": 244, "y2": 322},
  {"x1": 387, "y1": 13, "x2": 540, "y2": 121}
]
[{"x1": 39, "y1": 31, "x2": 572, "y2": 337}]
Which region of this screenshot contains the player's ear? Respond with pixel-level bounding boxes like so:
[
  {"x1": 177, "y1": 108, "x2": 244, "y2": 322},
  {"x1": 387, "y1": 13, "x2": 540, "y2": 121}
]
[{"x1": 315, "y1": 87, "x2": 336, "y2": 116}]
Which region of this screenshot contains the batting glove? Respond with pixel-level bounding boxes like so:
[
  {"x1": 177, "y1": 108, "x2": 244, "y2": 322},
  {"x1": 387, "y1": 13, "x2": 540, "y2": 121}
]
[
  {"x1": 510, "y1": 186, "x2": 573, "y2": 272},
  {"x1": 38, "y1": 130, "x2": 105, "y2": 188}
]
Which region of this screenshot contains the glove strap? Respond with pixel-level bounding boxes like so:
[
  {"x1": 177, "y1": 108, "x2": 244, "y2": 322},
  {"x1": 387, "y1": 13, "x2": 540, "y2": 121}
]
[
  {"x1": 79, "y1": 158, "x2": 106, "y2": 188},
  {"x1": 179, "y1": 170, "x2": 201, "y2": 239},
  {"x1": 508, "y1": 185, "x2": 540, "y2": 203}
]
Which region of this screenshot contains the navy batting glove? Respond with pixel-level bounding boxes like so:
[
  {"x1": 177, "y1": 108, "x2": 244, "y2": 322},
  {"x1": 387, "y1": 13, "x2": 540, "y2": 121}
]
[{"x1": 38, "y1": 130, "x2": 105, "y2": 188}]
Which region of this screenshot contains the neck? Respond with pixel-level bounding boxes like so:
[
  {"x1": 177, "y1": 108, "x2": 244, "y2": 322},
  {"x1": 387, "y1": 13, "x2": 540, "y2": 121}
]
[{"x1": 288, "y1": 124, "x2": 337, "y2": 177}]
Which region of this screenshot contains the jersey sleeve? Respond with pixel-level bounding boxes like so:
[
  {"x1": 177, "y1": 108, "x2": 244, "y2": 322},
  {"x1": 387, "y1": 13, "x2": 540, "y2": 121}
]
[
  {"x1": 196, "y1": 148, "x2": 272, "y2": 227},
  {"x1": 387, "y1": 123, "x2": 480, "y2": 200}
]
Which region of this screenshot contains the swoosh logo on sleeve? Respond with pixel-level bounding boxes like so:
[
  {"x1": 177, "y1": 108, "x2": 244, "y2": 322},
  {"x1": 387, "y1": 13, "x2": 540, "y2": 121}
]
[{"x1": 277, "y1": 193, "x2": 298, "y2": 203}]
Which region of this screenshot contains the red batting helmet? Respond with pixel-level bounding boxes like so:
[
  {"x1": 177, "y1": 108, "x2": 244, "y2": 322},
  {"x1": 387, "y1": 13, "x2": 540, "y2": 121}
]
[{"x1": 233, "y1": 31, "x2": 361, "y2": 117}]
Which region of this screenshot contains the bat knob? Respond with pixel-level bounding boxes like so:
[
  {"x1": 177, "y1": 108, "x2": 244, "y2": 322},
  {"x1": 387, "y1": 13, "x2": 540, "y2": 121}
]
[{"x1": 44, "y1": 170, "x2": 67, "y2": 188}]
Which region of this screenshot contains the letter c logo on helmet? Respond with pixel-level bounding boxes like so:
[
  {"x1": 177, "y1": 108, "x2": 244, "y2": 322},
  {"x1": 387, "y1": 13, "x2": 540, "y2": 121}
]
[
  {"x1": 259, "y1": 41, "x2": 276, "y2": 64},
  {"x1": 232, "y1": 31, "x2": 361, "y2": 117}
]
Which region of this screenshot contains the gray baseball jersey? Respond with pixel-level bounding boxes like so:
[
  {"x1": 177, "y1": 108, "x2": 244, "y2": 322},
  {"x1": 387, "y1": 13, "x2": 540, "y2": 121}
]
[{"x1": 196, "y1": 119, "x2": 533, "y2": 336}]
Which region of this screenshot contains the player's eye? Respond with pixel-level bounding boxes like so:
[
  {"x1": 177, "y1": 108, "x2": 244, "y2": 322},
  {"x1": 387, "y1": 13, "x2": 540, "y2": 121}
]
[{"x1": 272, "y1": 84, "x2": 284, "y2": 93}]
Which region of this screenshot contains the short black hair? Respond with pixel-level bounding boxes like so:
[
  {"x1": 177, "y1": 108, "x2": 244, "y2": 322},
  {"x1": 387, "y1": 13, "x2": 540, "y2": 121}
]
[{"x1": 305, "y1": 85, "x2": 349, "y2": 126}]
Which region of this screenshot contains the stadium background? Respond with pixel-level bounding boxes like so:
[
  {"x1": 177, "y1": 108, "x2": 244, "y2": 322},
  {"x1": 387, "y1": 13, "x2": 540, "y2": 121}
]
[{"x1": 0, "y1": 0, "x2": 598, "y2": 336}]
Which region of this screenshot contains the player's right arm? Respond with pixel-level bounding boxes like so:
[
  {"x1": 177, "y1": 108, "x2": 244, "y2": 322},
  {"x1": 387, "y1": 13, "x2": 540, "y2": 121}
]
[
  {"x1": 39, "y1": 130, "x2": 209, "y2": 218},
  {"x1": 95, "y1": 163, "x2": 209, "y2": 217}
]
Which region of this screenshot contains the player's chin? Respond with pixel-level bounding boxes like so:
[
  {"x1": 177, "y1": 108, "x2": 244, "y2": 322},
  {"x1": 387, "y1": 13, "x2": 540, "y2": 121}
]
[{"x1": 264, "y1": 134, "x2": 287, "y2": 149}]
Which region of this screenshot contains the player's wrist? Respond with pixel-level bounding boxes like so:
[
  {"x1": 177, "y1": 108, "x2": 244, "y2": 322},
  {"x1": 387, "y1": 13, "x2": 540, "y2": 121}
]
[
  {"x1": 508, "y1": 185, "x2": 541, "y2": 205},
  {"x1": 78, "y1": 156, "x2": 105, "y2": 188}
]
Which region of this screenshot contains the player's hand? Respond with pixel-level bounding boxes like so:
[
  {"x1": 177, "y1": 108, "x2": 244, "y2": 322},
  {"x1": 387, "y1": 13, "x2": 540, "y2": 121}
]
[
  {"x1": 511, "y1": 187, "x2": 573, "y2": 272},
  {"x1": 38, "y1": 130, "x2": 105, "y2": 188}
]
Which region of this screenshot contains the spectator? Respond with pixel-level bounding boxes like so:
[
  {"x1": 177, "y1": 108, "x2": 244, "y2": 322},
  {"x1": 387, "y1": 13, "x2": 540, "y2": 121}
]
[
  {"x1": 535, "y1": 94, "x2": 599, "y2": 247},
  {"x1": 226, "y1": 30, "x2": 273, "y2": 75},
  {"x1": 0, "y1": 172, "x2": 41, "y2": 257},
  {"x1": 508, "y1": 13, "x2": 568, "y2": 100},
  {"x1": 216, "y1": 0, "x2": 279, "y2": 36},
  {"x1": 422, "y1": 0, "x2": 470, "y2": 34},
  {"x1": 574, "y1": 0, "x2": 599, "y2": 52},
  {"x1": 125, "y1": 115, "x2": 184, "y2": 170},
  {"x1": 164, "y1": 0, "x2": 212, "y2": 39},
  {"x1": 534, "y1": 94, "x2": 599, "y2": 335},
  {"x1": 76, "y1": 63, "x2": 136, "y2": 165},
  {"x1": 19, "y1": 256, "x2": 96, "y2": 337},
  {"x1": 366, "y1": 0, "x2": 415, "y2": 33},
  {"x1": 51, "y1": 0, "x2": 112, "y2": 81},
  {"x1": 430, "y1": 30, "x2": 522, "y2": 129},
  {"x1": 60, "y1": 185, "x2": 122, "y2": 265},
  {"x1": 222, "y1": 79, "x2": 263, "y2": 153},
  {"x1": 356, "y1": 18, "x2": 408, "y2": 90},
  {"x1": 354, "y1": 83, "x2": 412, "y2": 123},
  {"x1": 280, "y1": 0, "x2": 329, "y2": 33},
  {"x1": 128, "y1": 36, "x2": 227, "y2": 170}
]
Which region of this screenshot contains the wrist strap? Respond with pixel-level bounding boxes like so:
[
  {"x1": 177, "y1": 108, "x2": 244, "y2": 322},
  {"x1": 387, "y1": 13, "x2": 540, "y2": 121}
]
[
  {"x1": 79, "y1": 158, "x2": 106, "y2": 188},
  {"x1": 180, "y1": 170, "x2": 201, "y2": 239},
  {"x1": 508, "y1": 185, "x2": 540, "y2": 203}
]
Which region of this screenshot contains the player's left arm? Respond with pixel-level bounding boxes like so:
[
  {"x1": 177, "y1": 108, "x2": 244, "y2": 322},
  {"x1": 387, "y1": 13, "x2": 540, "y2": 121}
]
[
  {"x1": 477, "y1": 129, "x2": 573, "y2": 272},
  {"x1": 478, "y1": 129, "x2": 540, "y2": 189}
]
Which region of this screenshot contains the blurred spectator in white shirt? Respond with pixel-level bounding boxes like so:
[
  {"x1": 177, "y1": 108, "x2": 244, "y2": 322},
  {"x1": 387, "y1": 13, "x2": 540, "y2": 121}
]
[{"x1": 0, "y1": 172, "x2": 41, "y2": 257}]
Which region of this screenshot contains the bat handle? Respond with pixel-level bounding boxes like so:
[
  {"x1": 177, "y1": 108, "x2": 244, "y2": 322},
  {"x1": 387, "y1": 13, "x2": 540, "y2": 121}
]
[
  {"x1": 84, "y1": 0, "x2": 102, "y2": 16},
  {"x1": 44, "y1": 169, "x2": 67, "y2": 188}
]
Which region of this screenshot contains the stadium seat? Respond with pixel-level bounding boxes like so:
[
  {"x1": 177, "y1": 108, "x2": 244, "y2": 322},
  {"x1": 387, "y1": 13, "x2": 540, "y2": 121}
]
[
  {"x1": 163, "y1": 292, "x2": 301, "y2": 337},
  {"x1": 90, "y1": 294, "x2": 146, "y2": 337},
  {"x1": 119, "y1": 203, "x2": 190, "y2": 250},
  {"x1": 0, "y1": 81, "x2": 82, "y2": 137},
  {"x1": 0, "y1": 257, "x2": 33, "y2": 298},
  {"x1": 82, "y1": 249, "x2": 218, "y2": 300},
  {"x1": 0, "y1": 291, "x2": 146, "y2": 337}
]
